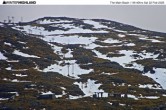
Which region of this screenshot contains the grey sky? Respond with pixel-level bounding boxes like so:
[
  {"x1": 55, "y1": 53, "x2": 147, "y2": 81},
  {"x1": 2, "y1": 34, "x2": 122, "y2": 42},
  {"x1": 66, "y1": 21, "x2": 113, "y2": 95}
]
[{"x1": 0, "y1": 5, "x2": 166, "y2": 32}]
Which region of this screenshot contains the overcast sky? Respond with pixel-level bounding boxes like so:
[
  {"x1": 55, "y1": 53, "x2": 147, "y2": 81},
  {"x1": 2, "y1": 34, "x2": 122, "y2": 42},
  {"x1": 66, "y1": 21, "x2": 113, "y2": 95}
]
[{"x1": 0, "y1": 5, "x2": 166, "y2": 32}]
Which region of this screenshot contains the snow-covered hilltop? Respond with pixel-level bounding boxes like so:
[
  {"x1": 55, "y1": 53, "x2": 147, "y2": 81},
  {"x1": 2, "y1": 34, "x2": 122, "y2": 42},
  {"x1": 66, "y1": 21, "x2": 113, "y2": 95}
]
[
  {"x1": 0, "y1": 17, "x2": 166, "y2": 109},
  {"x1": 10, "y1": 17, "x2": 165, "y2": 36}
]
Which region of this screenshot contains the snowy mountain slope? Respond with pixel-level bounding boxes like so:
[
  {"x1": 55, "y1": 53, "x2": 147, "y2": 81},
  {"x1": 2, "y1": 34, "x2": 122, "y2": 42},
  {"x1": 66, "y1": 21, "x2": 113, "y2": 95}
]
[{"x1": 1, "y1": 17, "x2": 166, "y2": 109}]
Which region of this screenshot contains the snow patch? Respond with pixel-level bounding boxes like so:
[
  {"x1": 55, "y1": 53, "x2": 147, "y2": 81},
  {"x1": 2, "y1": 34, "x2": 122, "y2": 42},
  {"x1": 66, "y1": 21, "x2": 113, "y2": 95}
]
[
  {"x1": 13, "y1": 50, "x2": 40, "y2": 58},
  {"x1": 83, "y1": 20, "x2": 108, "y2": 29},
  {"x1": 138, "y1": 84, "x2": 162, "y2": 89},
  {"x1": 18, "y1": 41, "x2": 27, "y2": 44},
  {"x1": 74, "y1": 79, "x2": 108, "y2": 97},
  {"x1": 0, "y1": 52, "x2": 7, "y2": 60},
  {"x1": 139, "y1": 37, "x2": 163, "y2": 43},
  {"x1": 125, "y1": 43, "x2": 135, "y2": 46},
  {"x1": 101, "y1": 72, "x2": 118, "y2": 76},
  {"x1": 118, "y1": 34, "x2": 126, "y2": 38},
  {"x1": 103, "y1": 38, "x2": 121, "y2": 44},
  {"x1": 127, "y1": 94, "x2": 138, "y2": 100},
  {"x1": 41, "y1": 91, "x2": 54, "y2": 95},
  {"x1": 6, "y1": 60, "x2": 19, "y2": 62},
  {"x1": 43, "y1": 60, "x2": 93, "y2": 79},
  {"x1": 4, "y1": 42, "x2": 12, "y2": 46},
  {"x1": 0, "y1": 98, "x2": 9, "y2": 101},
  {"x1": 43, "y1": 35, "x2": 97, "y2": 45},
  {"x1": 143, "y1": 68, "x2": 166, "y2": 89},
  {"x1": 6, "y1": 67, "x2": 28, "y2": 71},
  {"x1": 13, "y1": 74, "x2": 28, "y2": 77},
  {"x1": 13, "y1": 24, "x2": 108, "y2": 36},
  {"x1": 3, "y1": 78, "x2": 31, "y2": 83},
  {"x1": 140, "y1": 96, "x2": 160, "y2": 99}
]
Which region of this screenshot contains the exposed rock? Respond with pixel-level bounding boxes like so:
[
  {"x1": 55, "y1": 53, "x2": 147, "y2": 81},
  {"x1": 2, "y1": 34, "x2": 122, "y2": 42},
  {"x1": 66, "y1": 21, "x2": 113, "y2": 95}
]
[{"x1": 143, "y1": 66, "x2": 155, "y2": 74}]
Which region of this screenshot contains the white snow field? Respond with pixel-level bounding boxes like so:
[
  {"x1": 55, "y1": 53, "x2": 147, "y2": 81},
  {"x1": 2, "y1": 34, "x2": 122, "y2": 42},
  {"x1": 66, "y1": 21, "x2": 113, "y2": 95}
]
[
  {"x1": 93, "y1": 49, "x2": 166, "y2": 89},
  {"x1": 74, "y1": 79, "x2": 108, "y2": 97},
  {"x1": 13, "y1": 23, "x2": 108, "y2": 35},
  {"x1": 43, "y1": 60, "x2": 93, "y2": 79}
]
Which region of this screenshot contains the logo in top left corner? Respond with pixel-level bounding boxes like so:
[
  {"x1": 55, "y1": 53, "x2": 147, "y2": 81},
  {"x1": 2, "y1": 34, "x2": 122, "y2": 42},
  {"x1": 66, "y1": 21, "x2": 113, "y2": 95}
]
[{"x1": 3, "y1": 1, "x2": 6, "y2": 4}]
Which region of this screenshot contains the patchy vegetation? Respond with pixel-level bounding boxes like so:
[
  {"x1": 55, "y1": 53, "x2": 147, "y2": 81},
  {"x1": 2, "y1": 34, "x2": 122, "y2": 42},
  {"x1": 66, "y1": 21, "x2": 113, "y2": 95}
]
[{"x1": 1, "y1": 17, "x2": 166, "y2": 109}]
